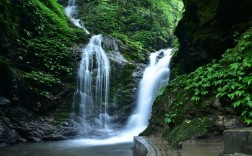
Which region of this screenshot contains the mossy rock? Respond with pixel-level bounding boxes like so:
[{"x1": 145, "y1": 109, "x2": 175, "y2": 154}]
[{"x1": 164, "y1": 115, "x2": 218, "y2": 146}]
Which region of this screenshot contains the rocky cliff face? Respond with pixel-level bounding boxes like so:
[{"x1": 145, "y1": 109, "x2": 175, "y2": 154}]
[{"x1": 174, "y1": 0, "x2": 252, "y2": 73}]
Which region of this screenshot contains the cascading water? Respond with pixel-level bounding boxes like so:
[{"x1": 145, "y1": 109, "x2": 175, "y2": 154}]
[
  {"x1": 65, "y1": 0, "x2": 90, "y2": 34},
  {"x1": 65, "y1": 0, "x2": 173, "y2": 144},
  {"x1": 73, "y1": 35, "x2": 111, "y2": 135},
  {"x1": 65, "y1": 0, "x2": 111, "y2": 136},
  {"x1": 74, "y1": 49, "x2": 173, "y2": 144},
  {"x1": 123, "y1": 48, "x2": 173, "y2": 137}
]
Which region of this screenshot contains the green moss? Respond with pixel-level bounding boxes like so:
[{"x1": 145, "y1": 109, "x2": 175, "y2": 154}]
[
  {"x1": 0, "y1": 0, "x2": 88, "y2": 110},
  {"x1": 165, "y1": 115, "x2": 218, "y2": 146},
  {"x1": 111, "y1": 32, "x2": 145, "y2": 62}
]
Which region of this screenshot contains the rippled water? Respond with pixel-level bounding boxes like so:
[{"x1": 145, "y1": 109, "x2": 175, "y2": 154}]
[{"x1": 0, "y1": 140, "x2": 132, "y2": 156}]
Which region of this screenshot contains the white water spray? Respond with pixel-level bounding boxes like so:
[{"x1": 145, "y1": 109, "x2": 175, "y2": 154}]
[
  {"x1": 65, "y1": 0, "x2": 90, "y2": 34},
  {"x1": 122, "y1": 48, "x2": 173, "y2": 137},
  {"x1": 66, "y1": 1, "x2": 111, "y2": 135},
  {"x1": 73, "y1": 35, "x2": 111, "y2": 134},
  {"x1": 75, "y1": 49, "x2": 173, "y2": 144}
]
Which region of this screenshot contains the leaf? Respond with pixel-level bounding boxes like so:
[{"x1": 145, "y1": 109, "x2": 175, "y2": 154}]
[
  {"x1": 191, "y1": 96, "x2": 200, "y2": 101},
  {"x1": 216, "y1": 93, "x2": 224, "y2": 98},
  {"x1": 248, "y1": 101, "x2": 252, "y2": 107},
  {"x1": 233, "y1": 101, "x2": 241, "y2": 108},
  {"x1": 234, "y1": 90, "x2": 244, "y2": 97},
  {"x1": 230, "y1": 63, "x2": 239, "y2": 70},
  {"x1": 228, "y1": 93, "x2": 235, "y2": 100}
]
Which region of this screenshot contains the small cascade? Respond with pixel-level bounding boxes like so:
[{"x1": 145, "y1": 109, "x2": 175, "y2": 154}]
[
  {"x1": 124, "y1": 48, "x2": 173, "y2": 136},
  {"x1": 73, "y1": 35, "x2": 111, "y2": 135},
  {"x1": 65, "y1": 0, "x2": 111, "y2": 136},
  {"x1": 65, "y1": 0, "x2": 90, "y2": 34}
]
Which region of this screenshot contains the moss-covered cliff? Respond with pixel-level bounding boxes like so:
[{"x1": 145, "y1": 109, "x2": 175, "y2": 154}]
[
  {"x1": 143, "y1": 0, "x2": 252, "y2": 147},
  {"x1": 0, "y1": 0, "x2": 87, "y2": 146},
  {"x1": 0, "y1": 0, "x2": 86, "y2": 112}
]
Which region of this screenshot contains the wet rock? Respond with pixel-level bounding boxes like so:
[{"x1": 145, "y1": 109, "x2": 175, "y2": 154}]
[
  {"x1": 103, "y1": 36, "x2": 120, "y2": 52},
  {"x1": 43, "y1": 134, "x2": 64, "y2": 141},
  {"x1": 216, "y1": 116, "x2": 244, "y2": 129},
  {"x1": 107, "y1": 51, "x2": 128, "y2": 66},
  {"x1": 0, "y1": 119, "x2": 21, "y2": 144},
  {"x1": 213, "y1": 99, "x2": 221, "y2": 108},
  {"x1": 174, "y1": 0, "x2": 252, "y2": 73},
  {"x1": 104, "y1": 36, "x2": 145, "y2": 125}
]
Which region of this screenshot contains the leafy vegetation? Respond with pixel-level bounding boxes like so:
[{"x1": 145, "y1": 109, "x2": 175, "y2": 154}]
[
  {"x1": 77, "y1": 0, "x2": 183, "y2": 61},
  {"x1": 164, "y1": 27, "x2": 252, "y2": 125}
]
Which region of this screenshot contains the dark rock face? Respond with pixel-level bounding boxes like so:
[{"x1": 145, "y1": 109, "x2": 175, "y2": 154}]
[
  {"x1": 0, "y1": 118, "x2": 22, "y2": 147},
  {"x1": 0, "y1": 105, "x2": 80, "y2": 146},
  {"x1": 104, "y1": 36, "x2": 145, "y2": 125},
  {"x1": 174, "y1": 0, "x2": 252, "y2": 73}
]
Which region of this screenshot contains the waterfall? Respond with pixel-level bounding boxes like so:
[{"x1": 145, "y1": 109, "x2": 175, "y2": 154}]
[
  {"x1": 123, "y1": 48, "x2": 173, "y2": 136},
  {"x1": 65, "y1": 0, "x2": 90, "y2": 34},
  {"x1": 65, "y1": 0, "x2": 173, "y2": 144},
  {"x1": 73, "y1": 35, "x2": 111, "y2": 135},
  {"x1": 74, "y1": 49, "x2": 173, "y2": 144},
  {"x1": 65, "y1": 1, "x2": 111, "y2": 136}
]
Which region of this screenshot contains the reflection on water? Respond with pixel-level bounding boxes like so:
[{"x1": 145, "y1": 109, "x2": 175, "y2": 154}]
[{"x1": 0, "y1": 140, "x2": 133, "y2": 156}]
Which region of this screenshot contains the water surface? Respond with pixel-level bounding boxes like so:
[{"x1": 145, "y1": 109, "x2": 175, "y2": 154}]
[{"x1": 0, "y1": 140, "x2": 133, "y2": 156}]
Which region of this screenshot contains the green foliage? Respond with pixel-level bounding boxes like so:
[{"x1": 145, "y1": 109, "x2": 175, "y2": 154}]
[
  {"x1": 0, "y1": 0, "x2": 86, "y2": 98},
  {"x1": 164, "y1": 27, "x2": 252, "y2": 125},
  {"x1": 0, "y1": 0, "x2": 19, "y2": 55},
  {"x1": 111, "y1": 32, "x2": 145, "y2": 62},
  {"x1": 77, "y1": 0, "x2": 183, "y2": 61}
]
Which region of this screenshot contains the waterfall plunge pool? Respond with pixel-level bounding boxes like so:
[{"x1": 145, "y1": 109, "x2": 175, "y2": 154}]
[
  {"x1": 0, "y1": 139, "x2": 224, "y2": 156},
  {"x1": 0, "y1": 140, "x2": 133, "y2": 156}
]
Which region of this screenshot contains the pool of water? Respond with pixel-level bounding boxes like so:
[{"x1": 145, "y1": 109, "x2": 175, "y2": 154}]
[
  {"x1": 0, "y1": 139, "x2": 224, "y2": 156},
  {"x1": 0, "y1": 140, "x2": 133, "y2": 156}
]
